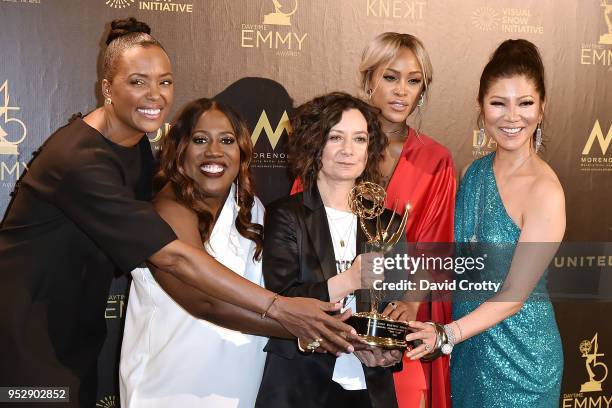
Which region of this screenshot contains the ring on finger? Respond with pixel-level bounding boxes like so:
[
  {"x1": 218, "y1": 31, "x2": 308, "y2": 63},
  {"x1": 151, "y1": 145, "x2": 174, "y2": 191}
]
[
  {"x1": 424, "y1": 343, "x2": 432, "y2": 352},
  {"x1": 307, "y1": 338, "x2": 323, "y2": 352}
]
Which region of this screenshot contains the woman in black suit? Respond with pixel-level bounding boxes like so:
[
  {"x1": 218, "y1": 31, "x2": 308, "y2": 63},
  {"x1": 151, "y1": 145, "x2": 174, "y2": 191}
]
[{"x1": 256, "y1": 92, "x2": 402, "y2": 408}]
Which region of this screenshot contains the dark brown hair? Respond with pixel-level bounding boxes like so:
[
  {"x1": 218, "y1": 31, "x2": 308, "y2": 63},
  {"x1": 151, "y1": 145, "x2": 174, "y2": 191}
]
[
  {"x1": 288, "y1": 92, "x2": 387, "y2": 190},
  {"x1": 103, "y1": 17, "x2": 166, "y2": 81},
  {"x1": 478, "y1": 39, "x2": 546, "y2": 105},
  {"x1": 157, "y1": 98, "x2": 263, "y2": 260},
  {"x1": 478, "y1": 39, "x2": 546, "y2": 146}
]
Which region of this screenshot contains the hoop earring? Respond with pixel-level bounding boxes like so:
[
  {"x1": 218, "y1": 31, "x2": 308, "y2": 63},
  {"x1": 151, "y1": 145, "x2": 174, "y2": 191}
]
[
  {"x1": 366, "y1": 89, "x2": 373, "y2": 100},
  {"x1": 104, "y1": 97, "x2": 112, "y2": 105},
  {"x1": 535, "y1": 123, "x2": 542, "y2": 153}
]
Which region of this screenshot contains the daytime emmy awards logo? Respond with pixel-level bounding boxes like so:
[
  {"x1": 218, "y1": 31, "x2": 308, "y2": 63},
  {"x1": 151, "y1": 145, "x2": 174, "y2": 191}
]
[
  {"x1": 580, "y1": 1, "x2": 612, "y2": 65},
  {"x1": 263, "y1": 0, "x2": 297, "y2": 26},
  {"x1": 106, "y1": 0, "x2": 134, "y2": 9},
  {"x1": 563, "y1": 333, "x2": 612, "y2": 407},
  {"x1": 240, "y1": 0, "x2": 308, "y2": 57},
  {"x1": 600, "y1": 0, "x2": 612, "y2": 44},
  {"x1": 0, "y1": 80, "x2": 27, "y2": 156}
]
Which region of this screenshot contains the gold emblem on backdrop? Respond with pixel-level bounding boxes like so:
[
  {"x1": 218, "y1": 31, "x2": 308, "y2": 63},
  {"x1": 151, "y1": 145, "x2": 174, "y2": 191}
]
[
  {"x1": 96, "y1": 395, "x2": 117, "y2": 408},
  {"x1": 472, "y1": 129, "x2": 497, "y2": 158},
  {"x1": 600, "y1": 0, "x2": 612, "y2": 44},
  {"x1": 580, "y1": 121, "x2": 612, "y2": 172},
  {"x1": 105, "y1": 0, "x2": 134, "y2": 9},
  {"x1": 583, "y1": 120, "x2": 612, "y2": 156},
  {"x1": 471, "y1": 7, "x2": 500, "y2": 31},
  {"x1": 251, "y1": 110, "x2": 291, "y2": 150},
  {"x1": 240, "y1": 0, "x2": 307, "y2": 56},
  {"x1": 579, "y1": 333, "x2": 609, "y2": 392},
  {"x1": 580, "y1": 1, "x2": 612, "y2": 65},
  {"x1": 0, "y1": 80, "x2": 27, "y2": 156},
  {"x1": 105, "y1": 294, "x2": 126, "y2": 319},
  {"x1": 263, "y1": 0, "x2": 297, "y2": 26}
]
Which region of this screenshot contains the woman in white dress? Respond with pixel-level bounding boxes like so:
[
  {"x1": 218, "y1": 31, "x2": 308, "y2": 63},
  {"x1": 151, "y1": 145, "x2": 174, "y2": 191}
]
[{"x1": 120, "y1": 98, "x2": 273, "y2": 407}]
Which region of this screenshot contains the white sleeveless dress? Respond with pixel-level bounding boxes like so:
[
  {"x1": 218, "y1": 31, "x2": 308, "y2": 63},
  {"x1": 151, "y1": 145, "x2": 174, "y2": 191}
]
[{"x1": 120, "y1": 187, "x2": 267, "y2": 408}]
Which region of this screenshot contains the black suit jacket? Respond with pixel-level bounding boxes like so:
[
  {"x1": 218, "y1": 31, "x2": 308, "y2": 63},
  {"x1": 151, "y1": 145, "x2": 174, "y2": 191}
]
[{"x1": 255, "y1": 186, "x2": 400, "y2": 408}]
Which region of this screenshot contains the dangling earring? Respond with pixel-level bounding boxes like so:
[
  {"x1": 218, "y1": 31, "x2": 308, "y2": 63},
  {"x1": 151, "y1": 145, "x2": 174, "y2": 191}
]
[
  {"x1": 104, "y1": 97, "x2": 112, "y2": 105},
  {"x1": 234, "y1": 178, "x2": 240, "y2": 210},
  {"x1": 476, "y1": 116, "x2": 485, "y2": 155},
  {"x1": 417, "y1": 93, "x2": 425, "y2": 108},
  {"x1": 366, "y1": 89, "x2": 373, "y2": 100},
  {"x1": 535, "y1": 123, "x2": 542, "y2": 153}
]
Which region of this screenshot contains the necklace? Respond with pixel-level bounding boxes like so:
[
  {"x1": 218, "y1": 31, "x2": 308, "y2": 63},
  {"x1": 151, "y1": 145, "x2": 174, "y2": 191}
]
[{"x1": 326, "y1": 208, "x2": 356, "y2": 248}]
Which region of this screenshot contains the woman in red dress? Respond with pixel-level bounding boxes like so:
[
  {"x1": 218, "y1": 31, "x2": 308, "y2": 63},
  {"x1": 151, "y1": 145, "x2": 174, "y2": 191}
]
[
  {"x1": 359, "y1": 32, "x2": 455, "y2": 408},
  {"x1": 292, "y1": 32, "x2": 455, "y2": 408}
]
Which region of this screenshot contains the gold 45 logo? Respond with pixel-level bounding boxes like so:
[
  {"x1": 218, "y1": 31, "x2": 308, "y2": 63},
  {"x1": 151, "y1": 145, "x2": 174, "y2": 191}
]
[{"x1": 0, "y1": 80, "x2": 27, "y2": 155}]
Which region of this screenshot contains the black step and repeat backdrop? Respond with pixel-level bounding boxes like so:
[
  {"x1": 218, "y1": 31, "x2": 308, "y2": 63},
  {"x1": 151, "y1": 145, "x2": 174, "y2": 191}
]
[{"x1": 1, "y1": 0, "x2": 611, "y2": 407}]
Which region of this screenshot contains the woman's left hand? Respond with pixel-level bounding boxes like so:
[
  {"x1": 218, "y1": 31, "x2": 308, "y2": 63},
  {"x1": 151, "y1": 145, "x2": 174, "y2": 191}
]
[
  {"x1": 404, "y1": 321, "x2": 438, "y2": 360},
  {"x1": 381, "y1": 300, "x2": 419, "y2": 322}
]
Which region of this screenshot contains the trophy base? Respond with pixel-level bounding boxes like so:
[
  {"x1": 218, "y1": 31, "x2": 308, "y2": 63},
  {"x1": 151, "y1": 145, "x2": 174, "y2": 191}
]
[
  {"x1": 580, "y1": 381, "x2": 603, "y2": 392},
  {"x1": 347, "y1": 312, "x2": 409, "y2": 350},
  {"x1": 263, "y1": 13, "x2": 291, "y2": 25},
  {"x1": 600, "y1": 34, "x2": 612, "y2": 45}
]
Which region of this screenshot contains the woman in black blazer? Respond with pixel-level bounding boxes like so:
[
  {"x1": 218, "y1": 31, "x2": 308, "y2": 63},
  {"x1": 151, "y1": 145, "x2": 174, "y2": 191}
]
[{"x1": 256, "y1": 92, "x2": 402, "y2": 408}]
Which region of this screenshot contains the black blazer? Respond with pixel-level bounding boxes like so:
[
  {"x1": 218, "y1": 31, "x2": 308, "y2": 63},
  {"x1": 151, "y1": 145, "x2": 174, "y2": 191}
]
[{"x1": 255, "y1": 186, "x2": 400, "y2": 408}]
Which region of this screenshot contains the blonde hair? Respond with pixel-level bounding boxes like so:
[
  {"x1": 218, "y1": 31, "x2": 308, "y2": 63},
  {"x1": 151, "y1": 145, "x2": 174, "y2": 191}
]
[{"x1": 359, "y1": 32, "x2": 433, "y2": 102}]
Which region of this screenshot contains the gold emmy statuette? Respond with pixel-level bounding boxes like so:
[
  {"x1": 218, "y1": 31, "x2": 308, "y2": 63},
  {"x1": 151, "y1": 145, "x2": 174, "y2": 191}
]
[
  {"x1": 601, "y1": 0, "x2": 612, "y2": 44},
  {"x1": 0, "y1": 80, "x2": 27, "y2": 155},
  {"x1": 263, "y1": 0, "x2": 298, "y2": 26},
  {"x1": 579, "y1": 333, "x2": 609, "y2": 392},
  {"x1": 346, "y1": 181, "x2": 411, "y2": 349}
]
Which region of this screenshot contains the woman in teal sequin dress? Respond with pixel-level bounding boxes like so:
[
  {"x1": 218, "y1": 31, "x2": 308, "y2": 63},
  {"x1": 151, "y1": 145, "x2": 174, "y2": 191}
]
[{"x1": 405, "y1": 39, "x2": 565, "y2": 407}]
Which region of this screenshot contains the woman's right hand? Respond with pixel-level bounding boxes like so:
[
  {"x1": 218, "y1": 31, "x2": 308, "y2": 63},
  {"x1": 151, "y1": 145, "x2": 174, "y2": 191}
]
[{"x1": 268, "y1": 296, "x2": 357, "y2": 355}]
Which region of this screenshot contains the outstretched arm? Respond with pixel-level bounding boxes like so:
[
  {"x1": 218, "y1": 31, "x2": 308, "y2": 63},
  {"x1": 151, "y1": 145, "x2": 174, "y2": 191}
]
[{"x1": 147, "y1": 192, "x2": 355, "y2": 353}]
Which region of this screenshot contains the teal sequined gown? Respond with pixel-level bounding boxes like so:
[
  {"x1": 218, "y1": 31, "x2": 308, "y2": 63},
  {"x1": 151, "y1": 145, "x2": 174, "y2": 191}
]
[{"x1": 452, "y1": 153, "x2": 563, "y2": 407}]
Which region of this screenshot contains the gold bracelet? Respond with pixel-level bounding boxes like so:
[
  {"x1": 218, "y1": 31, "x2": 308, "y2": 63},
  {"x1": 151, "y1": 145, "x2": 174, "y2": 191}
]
[{"x1": 261, "y1": 293, "x2": 280, "y2": 319}]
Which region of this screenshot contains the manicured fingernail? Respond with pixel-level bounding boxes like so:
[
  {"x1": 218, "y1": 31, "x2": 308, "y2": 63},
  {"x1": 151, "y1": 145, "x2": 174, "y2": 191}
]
[
  {"x1": 336, "y1": 351, "x2": 342, "y2": 357},
  {"x1": 347, "y1": 345, "x2": 355, "y2": 353},
  {"x1": 350, "y1": 328, "x2": 357, "y2": 335}
]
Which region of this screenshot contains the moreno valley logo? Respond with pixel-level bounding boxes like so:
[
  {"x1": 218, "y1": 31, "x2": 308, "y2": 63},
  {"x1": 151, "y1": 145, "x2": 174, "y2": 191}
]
[
  {"x1": 580, "y1": 0, "x2": 612, "y2": 66},
  {"x1": 241, "y1": 0, "x2": 308, "y2": 57},
  {"x1": 580, "y1": 120, "x2": 612, "y2": 172},
  {"x1": 106, "y1": 0, "x2": 134, "y2": 8},
  {"x1": 251, "y1": 110, "x2": 290, "y2": 167}
]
